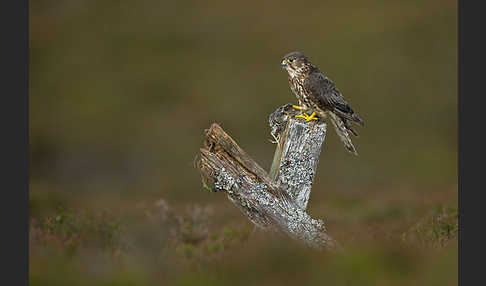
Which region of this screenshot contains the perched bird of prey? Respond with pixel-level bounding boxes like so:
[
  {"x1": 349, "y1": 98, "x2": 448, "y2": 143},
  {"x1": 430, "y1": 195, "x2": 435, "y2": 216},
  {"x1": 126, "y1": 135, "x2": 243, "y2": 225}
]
[{"x1": 280, "y1": 51, "x2": 364, "y2": 155}]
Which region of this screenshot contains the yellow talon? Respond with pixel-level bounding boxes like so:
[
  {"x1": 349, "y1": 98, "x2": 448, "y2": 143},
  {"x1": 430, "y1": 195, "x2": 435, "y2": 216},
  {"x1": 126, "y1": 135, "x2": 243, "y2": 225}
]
[
  {"x1": 307, "y1": 112, "x2": 318, "y2": 121},
  {"x1": 296, "y1": 112, "x2": 318, "y2": 122},
  {"x1": 292, "y1": 105, "x2": 306, "y2": 110}
]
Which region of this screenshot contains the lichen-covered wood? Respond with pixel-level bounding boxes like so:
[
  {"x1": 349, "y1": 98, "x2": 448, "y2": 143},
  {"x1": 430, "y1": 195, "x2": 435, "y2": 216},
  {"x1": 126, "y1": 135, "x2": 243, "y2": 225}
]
[
  {"x1": 269, "y1": 104, "x2": 327, "y2": 210},
  {"x1": 196, "y1": 106, "x2": 336, "y2": 249}
]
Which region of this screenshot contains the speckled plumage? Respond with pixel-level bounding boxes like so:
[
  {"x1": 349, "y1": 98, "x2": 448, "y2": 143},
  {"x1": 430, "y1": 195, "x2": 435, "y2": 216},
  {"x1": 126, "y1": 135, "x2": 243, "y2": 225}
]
[{"x1": 281, "y1": 51, "x2": 364, "y2": 155}]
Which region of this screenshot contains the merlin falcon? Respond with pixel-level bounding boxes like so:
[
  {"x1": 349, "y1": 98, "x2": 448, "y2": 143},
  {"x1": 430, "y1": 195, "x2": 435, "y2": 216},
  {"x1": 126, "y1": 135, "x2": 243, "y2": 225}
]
[{"x1": 280, "y1": 51, "x2": 364, "y2": 155}]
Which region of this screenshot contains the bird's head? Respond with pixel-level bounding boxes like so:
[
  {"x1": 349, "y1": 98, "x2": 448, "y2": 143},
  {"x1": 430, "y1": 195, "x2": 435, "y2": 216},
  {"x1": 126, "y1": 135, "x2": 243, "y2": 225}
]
[{"x1": 280, "y1": 51, "x2": 312, "y2": 76}]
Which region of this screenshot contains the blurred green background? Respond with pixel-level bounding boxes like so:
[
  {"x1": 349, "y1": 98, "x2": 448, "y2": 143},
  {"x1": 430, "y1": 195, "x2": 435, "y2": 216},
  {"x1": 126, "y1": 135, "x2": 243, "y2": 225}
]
[{"x1": 30, "y1": 0, "x2": 457, "y2": 285}]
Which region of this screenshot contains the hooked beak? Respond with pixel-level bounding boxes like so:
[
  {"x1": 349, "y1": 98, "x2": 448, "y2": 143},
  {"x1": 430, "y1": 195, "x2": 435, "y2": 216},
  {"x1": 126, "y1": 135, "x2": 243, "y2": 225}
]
[{"x1": 280, "y1": 59, "x2": 287, "y2": 69}]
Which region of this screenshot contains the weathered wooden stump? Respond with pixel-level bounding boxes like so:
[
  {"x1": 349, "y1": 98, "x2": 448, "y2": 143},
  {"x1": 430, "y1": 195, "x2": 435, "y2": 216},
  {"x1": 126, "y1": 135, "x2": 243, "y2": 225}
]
[{"x1": 196, "y1": 104, "x2": 336, "y2": 249}]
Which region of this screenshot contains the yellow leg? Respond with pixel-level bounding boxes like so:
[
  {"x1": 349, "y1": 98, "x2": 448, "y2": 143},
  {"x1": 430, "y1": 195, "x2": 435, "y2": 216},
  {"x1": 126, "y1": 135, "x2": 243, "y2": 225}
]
[
  {"x1": 296, "y1": 111, "x2": 318, "y2": 122},
  {"x1": 292, "y1": 105, "x2": 306, "y2": 110}
]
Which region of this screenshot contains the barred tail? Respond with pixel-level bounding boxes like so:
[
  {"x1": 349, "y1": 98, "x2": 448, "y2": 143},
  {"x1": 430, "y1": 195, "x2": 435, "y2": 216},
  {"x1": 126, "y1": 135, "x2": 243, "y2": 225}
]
[{"x1": 327, "y1": 111, "x2": 358, "y2": 156}]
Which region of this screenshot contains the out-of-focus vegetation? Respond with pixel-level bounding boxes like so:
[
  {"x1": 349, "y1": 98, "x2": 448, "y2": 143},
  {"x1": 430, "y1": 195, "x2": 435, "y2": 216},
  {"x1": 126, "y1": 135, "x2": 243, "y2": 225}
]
[
  {"x1": 30, "y1": 187, "x2": 457, "y2": 286},
  {"x1": 30, "y1": 0, "x2": 457, "y2": 285}
]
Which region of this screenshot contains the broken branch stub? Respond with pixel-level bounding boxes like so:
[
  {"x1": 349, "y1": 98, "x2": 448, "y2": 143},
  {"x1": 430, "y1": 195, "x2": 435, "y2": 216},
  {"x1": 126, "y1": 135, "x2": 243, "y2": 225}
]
[
  {"x1": 269, "y1": 104, "x2": 327, "y2": 210},
  {"x1": 197, "y1": 107, "x2": 335, "y2": 248}
]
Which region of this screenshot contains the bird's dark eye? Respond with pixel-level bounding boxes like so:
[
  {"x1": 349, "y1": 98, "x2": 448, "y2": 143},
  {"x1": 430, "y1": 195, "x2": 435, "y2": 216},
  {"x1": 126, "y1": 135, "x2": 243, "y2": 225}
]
[{"x1": 288, "y1": 58, "x2": 294, "y2": 63}]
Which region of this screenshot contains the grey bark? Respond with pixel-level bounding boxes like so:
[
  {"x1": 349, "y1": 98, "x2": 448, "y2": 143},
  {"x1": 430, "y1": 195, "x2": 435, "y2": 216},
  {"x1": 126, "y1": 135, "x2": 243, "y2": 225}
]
[
  {"x1": 196, "y1": 104, "x2": 335, "y2": 249},
  {"x1": 269, "y1": 104, "x2": 327, "y2": 210}
]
